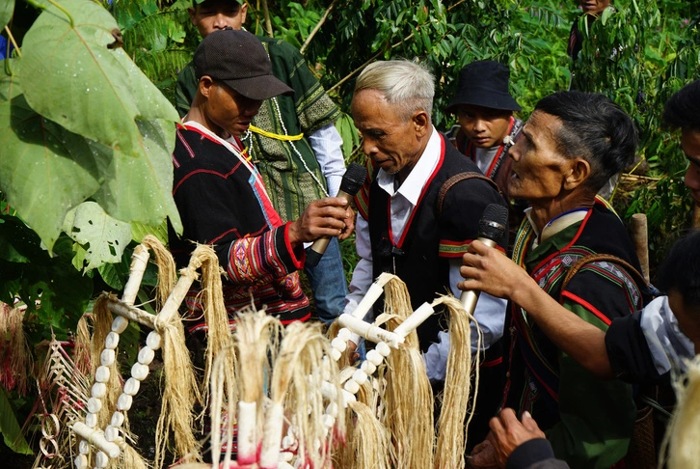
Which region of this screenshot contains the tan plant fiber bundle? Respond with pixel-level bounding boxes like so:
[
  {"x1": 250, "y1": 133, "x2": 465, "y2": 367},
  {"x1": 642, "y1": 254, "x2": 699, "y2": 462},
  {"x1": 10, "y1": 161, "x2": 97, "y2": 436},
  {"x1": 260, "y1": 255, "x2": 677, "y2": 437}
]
[
  {"x1": 141, "y1": 235, "x2": 177, "y2": 310},
  {"x1": 72, "y1": 315, "x2": 93, "y2": 378},
  {"x1": 433, "y1": 295, "x2": 482, "y2": 469},
  {"x1": 90, "y1": 294, "x2": 124, "y2": 429},
  {"x1": 0, "y1": 302, "x2": 32, "y2": 395},
  {"x1": 662, "y1": 355, "x2": 700, "y2": 469},
  {"x1": 269, "y1": 321, "x2": 343, "y2": 468},
  {"x1": 333, "y1": 399, "x2": 391, "y2": 469},
  {"x1": 153, "y1": 258, "x2": 204, "y2": 467},
  {"x1": 153, "y1": 309, "x2": 202, "y2": 467},
  {"x1": 189, "y1": 245, "x2": 238, "y2": 417},
  {"x1": 234, "y1": 309, "x2": 281, "y2": 462},
  {"x1": 209, "y1": 344, "x2": 238, "y2": 466},
  {"x1": 379, "y1": 276, "x2": 434, "y2": 469}
]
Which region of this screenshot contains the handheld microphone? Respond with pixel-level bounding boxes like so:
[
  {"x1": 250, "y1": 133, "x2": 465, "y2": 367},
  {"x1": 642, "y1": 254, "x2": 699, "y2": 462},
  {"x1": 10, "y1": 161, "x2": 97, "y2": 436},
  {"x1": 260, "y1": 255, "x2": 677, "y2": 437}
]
[
  {"x1": 305, "y1": 162, "x2": 368, "y2": 267},
  {"x1": 460, "y1": 203, "x2": 509, "y2": 311}
]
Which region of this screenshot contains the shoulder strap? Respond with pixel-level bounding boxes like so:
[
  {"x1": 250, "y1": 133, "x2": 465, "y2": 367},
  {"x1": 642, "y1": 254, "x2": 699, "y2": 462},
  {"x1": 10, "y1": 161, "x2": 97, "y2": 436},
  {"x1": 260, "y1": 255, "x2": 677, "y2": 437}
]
[
  {"x1": 560, "y1": 253, "x2": 649, "y2": 298},
  {"x1": 437, "y1": 172, "x2": 501, "y2": 216}
]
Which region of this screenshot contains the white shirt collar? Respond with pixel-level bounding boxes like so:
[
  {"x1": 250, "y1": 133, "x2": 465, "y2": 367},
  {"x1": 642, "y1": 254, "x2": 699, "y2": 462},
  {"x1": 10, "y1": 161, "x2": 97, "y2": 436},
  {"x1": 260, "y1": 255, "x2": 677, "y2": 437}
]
[
  {"x1": 376, "y1": 127, "x2": 441, "y2": 206},
  {"x1": 525, "y1": 206, "x2": 589, "y2": 245}
]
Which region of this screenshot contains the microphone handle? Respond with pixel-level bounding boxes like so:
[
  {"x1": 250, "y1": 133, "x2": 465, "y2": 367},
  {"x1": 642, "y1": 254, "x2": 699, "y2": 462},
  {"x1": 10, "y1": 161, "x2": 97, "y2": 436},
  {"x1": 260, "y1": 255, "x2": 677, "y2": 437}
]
[
  {"x1": 460, "y1": 237, "x2": 499, "y2": 312},
  {"x1": 305, "y1": 189, "x2": 353, "y2": 267}
]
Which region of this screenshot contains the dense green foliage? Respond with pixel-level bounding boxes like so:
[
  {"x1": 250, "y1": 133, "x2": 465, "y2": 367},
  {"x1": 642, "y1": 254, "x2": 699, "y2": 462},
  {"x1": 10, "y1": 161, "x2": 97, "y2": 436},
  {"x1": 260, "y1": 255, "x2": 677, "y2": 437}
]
[{"x1": 0, "y1": 0, "x2": 698, "y2": 457}]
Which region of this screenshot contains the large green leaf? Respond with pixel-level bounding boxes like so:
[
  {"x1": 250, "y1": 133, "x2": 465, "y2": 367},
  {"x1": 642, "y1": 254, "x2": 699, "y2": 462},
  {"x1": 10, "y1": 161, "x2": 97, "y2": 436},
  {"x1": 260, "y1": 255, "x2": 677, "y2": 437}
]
[
  {"x1": 0, "y1": 388, "x2": 32, "y2": 455},
  {"x1": 62, "y1": 201, "x2": 132, "y2": 270},
  {"x1": 90, "y1": 118, "x2": 182, "y2": 232},
  {"x1": 0, "y1": 70, "x2": 103, "y2": 250},
  {"x1": 20, "y1": 0, "x2": 179, "y2": 157},
  {"x1": 0, "y1": 0, "x2": 13, "y2": 32}
]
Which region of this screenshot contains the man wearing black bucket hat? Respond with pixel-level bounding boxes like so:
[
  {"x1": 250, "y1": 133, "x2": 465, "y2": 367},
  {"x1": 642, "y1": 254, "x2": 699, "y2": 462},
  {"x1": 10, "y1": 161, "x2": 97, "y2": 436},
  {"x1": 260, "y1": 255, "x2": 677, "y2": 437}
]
[
  {"x1": 168, "y1": 29, "x2": 354, "y2": 332},
  {"x1": 446, "y1": 60, "x2": 523, "y2": 200}
]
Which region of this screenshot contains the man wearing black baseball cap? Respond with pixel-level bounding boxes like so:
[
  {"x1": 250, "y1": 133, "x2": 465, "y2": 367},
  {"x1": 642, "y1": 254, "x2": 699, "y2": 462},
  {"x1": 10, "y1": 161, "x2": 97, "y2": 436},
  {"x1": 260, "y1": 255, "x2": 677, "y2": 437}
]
[
  {"x1": 446, "y1": 60, "x2": 522, "y2": 199},
  {"x1": 168, "y1": 29, "x2": 354, "y2": 335},
  {"x1": 176, "y1": 0, "x2": 351, "y2": 328}
]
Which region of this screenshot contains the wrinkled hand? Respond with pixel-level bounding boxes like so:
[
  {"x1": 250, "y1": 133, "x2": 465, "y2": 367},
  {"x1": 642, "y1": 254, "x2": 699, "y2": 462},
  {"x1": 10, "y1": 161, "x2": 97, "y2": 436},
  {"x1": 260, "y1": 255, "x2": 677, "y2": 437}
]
[
  {"x1": 487, "y1": 409, "x2": 546, "y2": 468},
  {"x1": 459, "y1": 240, "x2": 531, "y2": 300},
  {"x1": 288, "y1": 197, "x2": 355, "y2": 246},
  {"x1": 467, "y1": 439, "x2": 500, "y2": 469}
]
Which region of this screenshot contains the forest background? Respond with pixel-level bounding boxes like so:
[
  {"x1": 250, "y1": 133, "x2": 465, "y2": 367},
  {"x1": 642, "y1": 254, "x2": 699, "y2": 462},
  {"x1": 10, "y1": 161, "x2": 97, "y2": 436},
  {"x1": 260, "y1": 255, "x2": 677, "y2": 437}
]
[{"x1": 1, "y1": 0, "x2": 699, "y2": 461}]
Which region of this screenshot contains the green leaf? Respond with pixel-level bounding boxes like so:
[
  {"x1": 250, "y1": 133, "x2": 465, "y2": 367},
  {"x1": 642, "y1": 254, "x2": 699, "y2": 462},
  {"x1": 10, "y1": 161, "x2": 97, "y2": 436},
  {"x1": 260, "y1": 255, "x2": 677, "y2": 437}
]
[
  {"x1": 20, "y1": 0, "x2": 179, "y2": 157},
  {"x1": 0, "y1": 70, "x2": 103, "y2": 251},
  {"x1": 62, "y1": 201, "x2": 132, "y2": 270},
  {"x1": 0, "y1": 0, "x2": 13, "y2": 31},
  {"x1": 0, "y1": 387, "x2": 31, "y2": 455},
  {"x1": 131, "y1": 220, "x2": 169, "y2": 244},
  {"x1": 90, "y1": 119, "x2": 182, "y2": 233}
]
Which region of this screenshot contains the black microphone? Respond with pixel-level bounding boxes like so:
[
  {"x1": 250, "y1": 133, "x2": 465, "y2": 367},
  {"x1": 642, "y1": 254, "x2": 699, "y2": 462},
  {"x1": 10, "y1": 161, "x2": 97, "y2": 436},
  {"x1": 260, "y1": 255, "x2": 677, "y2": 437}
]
[
  {"x1": 305, "y1": 162, "x2": 368, "y2": 267},
  {"x1": 460, "y1": 203, "x2": 509, "y2": 310}
]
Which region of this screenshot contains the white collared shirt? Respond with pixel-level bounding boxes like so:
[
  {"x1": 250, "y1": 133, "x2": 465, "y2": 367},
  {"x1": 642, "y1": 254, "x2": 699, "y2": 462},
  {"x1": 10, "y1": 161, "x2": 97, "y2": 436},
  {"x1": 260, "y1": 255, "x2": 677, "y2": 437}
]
[{"x1": 344, "y1": 128, "x2": 507, "y2": 379}]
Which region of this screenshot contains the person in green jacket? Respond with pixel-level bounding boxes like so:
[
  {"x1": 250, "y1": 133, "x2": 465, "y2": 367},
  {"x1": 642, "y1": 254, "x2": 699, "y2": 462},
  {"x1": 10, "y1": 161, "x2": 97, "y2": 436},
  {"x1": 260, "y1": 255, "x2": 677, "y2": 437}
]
[{"x1": 466, "y1": 90, "x2": 643, "y2": 469}]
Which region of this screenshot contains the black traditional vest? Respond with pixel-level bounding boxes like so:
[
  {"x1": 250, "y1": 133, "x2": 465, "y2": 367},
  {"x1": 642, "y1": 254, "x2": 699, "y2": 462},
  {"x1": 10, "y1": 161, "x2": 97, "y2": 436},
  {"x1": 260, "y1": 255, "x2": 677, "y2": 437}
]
[{"x1": 367, "y1": 135, "x2": 505, "y2": 350}]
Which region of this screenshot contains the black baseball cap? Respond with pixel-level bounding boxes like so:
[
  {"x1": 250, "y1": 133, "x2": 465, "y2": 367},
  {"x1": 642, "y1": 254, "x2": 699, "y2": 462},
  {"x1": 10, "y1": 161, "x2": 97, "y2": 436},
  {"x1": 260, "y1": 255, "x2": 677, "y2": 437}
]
[{"x1": 194, "y1": 29, "x2": 293, "y2": 101}]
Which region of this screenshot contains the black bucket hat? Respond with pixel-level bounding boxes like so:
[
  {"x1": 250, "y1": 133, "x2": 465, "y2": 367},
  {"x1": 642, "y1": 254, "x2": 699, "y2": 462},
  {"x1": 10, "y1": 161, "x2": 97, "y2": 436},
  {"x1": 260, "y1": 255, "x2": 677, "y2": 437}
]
[
  {"x1": 194, "y1": 28, "x2": 293, "y2": 101},
  {"x1": 446, "y1": 60, "x2": 521, "y2": 113}
]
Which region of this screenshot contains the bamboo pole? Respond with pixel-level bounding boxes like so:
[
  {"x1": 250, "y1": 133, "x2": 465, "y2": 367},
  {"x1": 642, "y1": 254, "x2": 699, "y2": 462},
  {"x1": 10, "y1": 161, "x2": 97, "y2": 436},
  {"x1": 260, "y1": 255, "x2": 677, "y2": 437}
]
[{"x1": 630, "y1": 213, "x2": 650, "y2": 283}]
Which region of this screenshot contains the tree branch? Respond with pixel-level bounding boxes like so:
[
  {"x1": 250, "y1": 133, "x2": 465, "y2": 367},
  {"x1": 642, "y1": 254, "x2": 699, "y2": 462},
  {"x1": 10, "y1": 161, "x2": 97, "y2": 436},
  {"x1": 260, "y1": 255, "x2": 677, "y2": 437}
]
[
  {"x1": 260, "y1": 0, "x2": 273, "y2": 38},
  {"x1": 300, "y1": 0, "x2": 338, "y2": 55},
  {"x1": 328, "y1": 31, "x2": 415, "y2": 95}
]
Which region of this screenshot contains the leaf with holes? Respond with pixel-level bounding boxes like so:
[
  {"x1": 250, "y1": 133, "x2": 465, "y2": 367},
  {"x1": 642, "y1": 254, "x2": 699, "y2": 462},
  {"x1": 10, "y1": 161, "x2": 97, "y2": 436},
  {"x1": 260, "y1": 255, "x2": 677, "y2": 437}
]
[{"x1": 62, "y1": 201, "x2": 132, "y2": 270}]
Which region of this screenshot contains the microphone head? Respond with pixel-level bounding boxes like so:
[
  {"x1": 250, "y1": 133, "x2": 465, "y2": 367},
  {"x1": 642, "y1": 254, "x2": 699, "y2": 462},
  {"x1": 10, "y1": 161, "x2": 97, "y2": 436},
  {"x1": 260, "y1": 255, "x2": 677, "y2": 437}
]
[
  {"x1": 478, "y1": 203, "x2": 509, "y2": 245},
  {"x1": 339, "y1": 163, "x2": 368, "y2": 196}
]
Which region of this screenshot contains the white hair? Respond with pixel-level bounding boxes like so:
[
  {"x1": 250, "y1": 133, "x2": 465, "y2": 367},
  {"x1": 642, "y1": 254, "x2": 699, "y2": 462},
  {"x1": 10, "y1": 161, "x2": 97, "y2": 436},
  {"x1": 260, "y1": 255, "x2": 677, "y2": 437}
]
[{"x1": 354, "y1": 59, "x2": 435, "y2": 121}]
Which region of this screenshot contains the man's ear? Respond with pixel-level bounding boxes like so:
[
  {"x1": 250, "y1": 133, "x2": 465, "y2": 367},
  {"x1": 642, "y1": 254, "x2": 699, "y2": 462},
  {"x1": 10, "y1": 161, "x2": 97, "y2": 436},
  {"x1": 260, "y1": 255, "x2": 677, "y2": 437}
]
[
  {"x1": 412, "y1": 110, "x2": 430, "y2": 137},
  {"x1": 563, "y1": 158, "x2": 591, "y2": 190},
  {"x1": 188, "y1": 6, "x2": 197, "y2": 25},
  {"x1": 239, "y1": 3, "x2": 249, "y2": 24},
  {"x1": 198, "y1": 76, "x2": 215, "y2": 98}
]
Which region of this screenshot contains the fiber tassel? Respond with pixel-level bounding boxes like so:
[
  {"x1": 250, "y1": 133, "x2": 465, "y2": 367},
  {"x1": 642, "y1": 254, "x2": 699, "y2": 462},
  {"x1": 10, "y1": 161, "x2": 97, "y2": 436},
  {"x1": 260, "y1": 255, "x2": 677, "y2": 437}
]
[
  {"x1": 0, "y1": 302, "x2": 32, "y2": 395},
  {"x1": 153, "y1": 311, "x2": 202, "y2": 467},
  {"x1": 150, "y1": 249, "x2": 209, "y2": 467},
  {"x1": 91, "y1": 295, "x2": 123, "y2": 429},
  {"x1": 234, "y1": 310, "x2": 281, "y2": 465},
  {"x1": 433, "y1": 295, "x2": 481, "y2": 469},
  {"x1": 116, "y1": 441, "x2": 149, "y2": 469},
  {"x1": 190, "y1": 245, "x2": 237, "y2": 417},
  {"x1": 379, "y1": 278, "x2": 434, "y2": 469},
  {"x1": 264, "y1": 321, "x2": 342, "y2": 469},
  {"x1": 141, "y1": 235, "x2": 177, "y2": 310},
  {"x1": 334, "y1": 400, "x2": 390, "y2": 469},
  {"x1": 662, "y1": 355, "x2": 700, "y2": 469}
]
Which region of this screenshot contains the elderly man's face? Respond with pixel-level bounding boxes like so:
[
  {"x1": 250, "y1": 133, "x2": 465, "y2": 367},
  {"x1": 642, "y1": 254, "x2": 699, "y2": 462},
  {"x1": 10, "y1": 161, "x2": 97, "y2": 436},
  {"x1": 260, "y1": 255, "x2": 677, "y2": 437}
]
[
  {"x1": 351, "y1": 89, "x2": 427, "y2": 180},
  {"x1": 189, "y1": 0, "x2": 247, "y2": 37},
  {"x1": 681, "y1": 129, "x2": 700, "y2": 207},
  {"x1": 507, "y1": 110, "x2": 573, "y2": 203},
  {"x1": 578, "y1": 0, "x2": 610, "y2": 15}
]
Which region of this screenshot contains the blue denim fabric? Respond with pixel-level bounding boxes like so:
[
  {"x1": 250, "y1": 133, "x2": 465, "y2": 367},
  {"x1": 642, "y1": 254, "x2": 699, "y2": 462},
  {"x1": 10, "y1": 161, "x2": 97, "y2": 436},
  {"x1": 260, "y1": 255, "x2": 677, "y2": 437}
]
[{"x1": 304, "y1": 237, "x2": 348, "y2": 324}]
